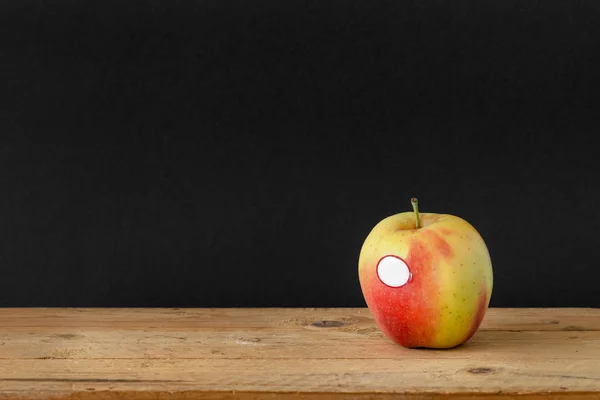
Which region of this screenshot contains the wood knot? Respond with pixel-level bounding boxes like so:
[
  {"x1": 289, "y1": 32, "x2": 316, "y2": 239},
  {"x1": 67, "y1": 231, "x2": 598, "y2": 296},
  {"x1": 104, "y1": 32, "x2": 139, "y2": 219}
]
[
  {"x1": 467, "y1": 367, "x2": 494, "y2": 374},
  {"x1": 236, "y1": 337, "x2": 262, "y2": 345},
  {"x1": 311, "y1": 320, "x2": 346, "y2": 328},
  {"x1": 52, "y1": 333, "x2": 82, "y2": 340},
  {"x1": 561, "y1": 325, "x2": 583, "y2": 331}
]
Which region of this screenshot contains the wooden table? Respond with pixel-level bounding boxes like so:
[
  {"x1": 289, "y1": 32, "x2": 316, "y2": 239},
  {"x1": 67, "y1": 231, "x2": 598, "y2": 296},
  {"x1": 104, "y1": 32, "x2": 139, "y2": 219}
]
[{"x1": 0, "y1": 308, "x2": 599, "y2": 399}]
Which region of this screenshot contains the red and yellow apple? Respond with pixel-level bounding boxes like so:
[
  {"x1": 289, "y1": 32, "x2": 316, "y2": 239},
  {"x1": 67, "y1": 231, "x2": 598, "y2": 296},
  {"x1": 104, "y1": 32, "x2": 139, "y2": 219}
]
[{"x1": 358, "y1": 198, "x2": 493, "y2": 349}]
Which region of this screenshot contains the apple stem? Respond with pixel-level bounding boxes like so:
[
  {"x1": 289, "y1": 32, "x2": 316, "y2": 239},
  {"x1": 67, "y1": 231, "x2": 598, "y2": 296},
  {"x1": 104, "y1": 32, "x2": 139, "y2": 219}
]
[{"x1": 411, "y1": 197, "x2": 421, "y2": 229}]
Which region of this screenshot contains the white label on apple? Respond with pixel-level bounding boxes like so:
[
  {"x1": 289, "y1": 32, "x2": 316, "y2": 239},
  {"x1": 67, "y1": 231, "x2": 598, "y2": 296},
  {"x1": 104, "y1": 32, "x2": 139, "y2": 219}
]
[{"x1": 377, "y1": 255, "x2": 411, "y2": 287}]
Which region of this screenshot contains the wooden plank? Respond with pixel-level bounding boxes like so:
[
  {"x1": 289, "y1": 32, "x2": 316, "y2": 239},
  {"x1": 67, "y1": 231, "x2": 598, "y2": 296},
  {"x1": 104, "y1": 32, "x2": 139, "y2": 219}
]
[
  {"x1": 0, "y1": 358, "x2": 599, "y2": 395},
  {"x1": 1, "y1": 307, "x2": 599, "y2": 331},
  {"x1": 0, "y1": 308, "x2": 599, "y2": 399},
  {"x1": 1, "y1": 329, "x2": 598, "y2": 360}
]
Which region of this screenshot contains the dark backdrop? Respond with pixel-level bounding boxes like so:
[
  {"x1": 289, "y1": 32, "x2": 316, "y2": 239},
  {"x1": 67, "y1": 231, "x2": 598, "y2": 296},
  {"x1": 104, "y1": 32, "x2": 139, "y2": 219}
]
[{"x1": 2, "y1": 0, "x2": 600, "y2": 307}]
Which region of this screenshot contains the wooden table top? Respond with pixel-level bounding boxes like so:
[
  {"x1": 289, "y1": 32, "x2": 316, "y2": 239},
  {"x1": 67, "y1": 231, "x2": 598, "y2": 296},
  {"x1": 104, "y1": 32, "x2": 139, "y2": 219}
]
[{"x1": 0, "y1": 307, "x2": 599, "y2": 399}]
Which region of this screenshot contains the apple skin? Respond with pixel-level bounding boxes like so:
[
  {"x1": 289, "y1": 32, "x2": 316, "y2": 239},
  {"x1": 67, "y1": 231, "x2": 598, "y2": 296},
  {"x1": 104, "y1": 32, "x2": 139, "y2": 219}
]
[{"x1": 358, "y1": 211, "x2": 493, "y2": 349}]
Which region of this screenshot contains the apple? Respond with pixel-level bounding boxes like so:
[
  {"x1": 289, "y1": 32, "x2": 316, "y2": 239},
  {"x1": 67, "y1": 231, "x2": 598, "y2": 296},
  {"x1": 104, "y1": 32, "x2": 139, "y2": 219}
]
[{"x1": 358, "y1": 198, "x2": 493, "y2": 349}]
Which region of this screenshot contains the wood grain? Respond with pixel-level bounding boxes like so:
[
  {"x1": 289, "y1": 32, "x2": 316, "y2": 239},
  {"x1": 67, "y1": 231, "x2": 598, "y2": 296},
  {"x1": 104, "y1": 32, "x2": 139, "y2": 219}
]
[{"x1": 0, "y1": 308, "x2": 599, "y2": 399}]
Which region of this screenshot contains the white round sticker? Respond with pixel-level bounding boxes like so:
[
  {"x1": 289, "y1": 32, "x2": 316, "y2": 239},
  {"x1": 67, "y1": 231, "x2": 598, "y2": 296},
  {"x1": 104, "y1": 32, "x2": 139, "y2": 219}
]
[{"x1": 377, "y1": 255, "x2": 411, "y2": 287}]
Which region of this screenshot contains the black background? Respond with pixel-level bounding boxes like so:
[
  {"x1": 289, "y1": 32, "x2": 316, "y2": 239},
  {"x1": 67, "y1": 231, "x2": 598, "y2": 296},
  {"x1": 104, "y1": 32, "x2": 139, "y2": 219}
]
[{"x1": 2, "y1": 0, "x2": 600, "y2": 308}]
